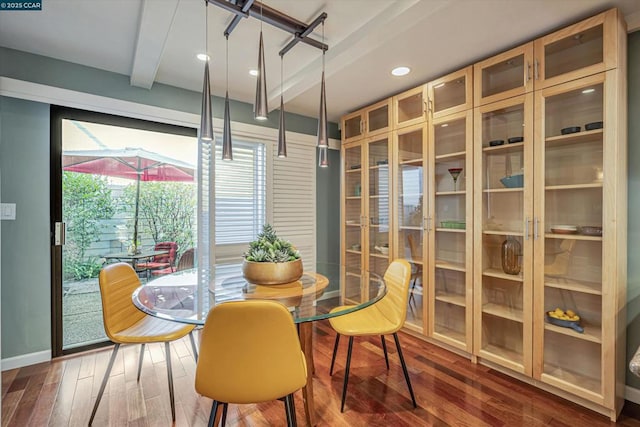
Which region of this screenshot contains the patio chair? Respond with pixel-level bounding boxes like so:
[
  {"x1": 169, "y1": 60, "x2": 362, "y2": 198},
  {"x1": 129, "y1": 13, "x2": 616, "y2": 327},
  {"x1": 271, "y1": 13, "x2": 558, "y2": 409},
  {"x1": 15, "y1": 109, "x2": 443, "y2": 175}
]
[
  {"x1": 151, "y1": 247, "x2": 195, "y2": 276},
  {"x1": 137, "y1": 241, "x2": 178, "y2": 275}
]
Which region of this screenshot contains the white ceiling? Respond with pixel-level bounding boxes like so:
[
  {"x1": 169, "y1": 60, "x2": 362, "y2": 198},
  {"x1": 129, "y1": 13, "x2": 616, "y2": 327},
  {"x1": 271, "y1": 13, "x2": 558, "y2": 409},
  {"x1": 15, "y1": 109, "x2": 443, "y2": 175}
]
[{"x1": 1, "y1": 0, "x2": 639, "y2": 123}]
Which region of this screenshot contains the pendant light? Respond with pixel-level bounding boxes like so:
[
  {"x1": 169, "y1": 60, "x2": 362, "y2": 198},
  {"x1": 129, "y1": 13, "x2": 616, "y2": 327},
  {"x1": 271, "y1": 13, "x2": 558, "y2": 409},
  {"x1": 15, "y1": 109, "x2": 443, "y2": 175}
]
[
  {"x1": 277, "y1": 55, "x2": 287, "y2": 158},
  {"x1": 318, "y1": 146, "x2": 329, "y2": 168},
  {"x1": 200, "y1": 0, "x2": 213, "y2": 141},
  {"x1": 222, "y1": 35, "x2": 233, "y2": 160},
  {"x1": 254, "y1": 4, "x2": 268, "y2": 120},
  {"x1": 317, "y1": 20, "x2": 328, "y2": 148}
]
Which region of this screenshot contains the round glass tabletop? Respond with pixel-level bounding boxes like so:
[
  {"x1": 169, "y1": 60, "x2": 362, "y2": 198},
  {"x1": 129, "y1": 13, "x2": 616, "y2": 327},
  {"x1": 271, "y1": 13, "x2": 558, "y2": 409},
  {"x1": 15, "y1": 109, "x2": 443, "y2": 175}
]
[{"x1": 132, "y1": 264, "x2": 387, "y2": 325}]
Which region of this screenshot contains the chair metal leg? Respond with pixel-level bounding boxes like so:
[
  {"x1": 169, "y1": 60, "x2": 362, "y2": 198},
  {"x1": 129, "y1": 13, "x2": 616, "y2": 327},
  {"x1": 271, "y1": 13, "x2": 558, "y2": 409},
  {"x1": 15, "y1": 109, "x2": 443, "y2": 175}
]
[
  {"x1": 165, "y1": 342, "x2": 176, "y2": 421},
  {"x1": 136, "y1": 343, "x2": 145, "y2": 382},
  {"x1": 330, "y1": 333, "x2": 340, "y2": 376},
  {"x1": 285, "y1": 393, "x2": 297, "y2": 427},
  {"x1": 381, "y1": 335, "x2": 389, "y2": 370},
  {"x1": 393, "y1": 333, "x2": 417, "y2": 408},
  {"x1": 208, "y1": 401, "x2": 219, "y2": 427},
  {"x1": 189, "y1": 331, "x2": 198, "y2": 362},
  {"x1": 221, "y1": 403, "x2": 228, "y2": 426},
  {"x1": 340, "y1": 336, "x2": 354, "y2": 413},
  {"x1": 89, "y1": 343, "x2": 120, "y2": 425}
]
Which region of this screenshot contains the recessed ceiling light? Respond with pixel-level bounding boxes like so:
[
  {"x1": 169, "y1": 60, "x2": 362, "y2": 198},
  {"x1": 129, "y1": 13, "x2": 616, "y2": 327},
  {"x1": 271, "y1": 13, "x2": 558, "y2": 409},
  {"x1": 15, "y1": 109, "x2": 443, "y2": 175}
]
[
  {"x1": 197, "y1": 53, "x2": 209, "y2": 61},
  {"x1": 582, "y1": 88, "x2": 595, "y2": 94},
  {"x1": 249, "y1": 69, "x2": 259, "y2": 76},
  {"x1": 391, "y1": 66, "x2": 410, "y2": 76}
]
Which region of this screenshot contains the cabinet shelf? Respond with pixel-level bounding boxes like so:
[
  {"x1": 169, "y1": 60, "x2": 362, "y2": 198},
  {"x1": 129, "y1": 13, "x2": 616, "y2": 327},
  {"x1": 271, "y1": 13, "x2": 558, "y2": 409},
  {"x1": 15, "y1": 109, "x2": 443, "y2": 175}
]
[
  {"x1": 400, "y1": 158, "x2": 423, "y2": 166},
  {"x1": 544, "y1": 322, "x2": 602, "y2": 343},
  {"x1": 345, "y1": 271, "x2": 361, "y2": 278},
  {"x1": 435, "y1": 292, "x2": 466, "y2": 307},
  {"x1": 544, "y1": 277, "x2": 601, "y2": 295},
  {"x1": 345, "y1": 223, "x2": 360, "y2": 227},
  {"x1": 369, "y1": 164, "x2": 389, "y2": 170},
  {"x1": 346, "y1": 168, "x2": 361, "y2": 173},
  {"x1": 346, "y1": 196, "x2": 362, "y2": 200},
  {"x1": 484, "y1": 187, "x2": 524, "y2": 193},
  {"x1": 435, "y1": 150, "x2": 466, "y2": 161},
  {"x1": 544, "y1": 233, "x2": 602, "y2": 242},
  {"x1": 435, "y1": 228, "x2": 466, "y2": 233},
  {"x1": 545, "y1": 129, "x2": 603, "y2": 146},
  {"x1": 436, "y1": 190, "x2": 466, "y2": 196},
  {"x1": 483, "y1": 230, "x2": 524, "y2": 237},
  {"x1": 545, "y1": 183, "x2": 603, "y2": 191},
  {"x1": 369, "y1": 253, "x2": 388, "y2": 259},
  {"x1": 482, "y1": 303, "x2": 523, "y2": 322},
  {"x1": 435, "y1": 259, "x2": 466, "y2": 271},
  {"x1": 369, "y1": 194, "x2": 389, "y2": 199},
  {"x1": 399, "y1": 225, "x2": 422, "y2": 231},
  {"x1": 541, "y1": 369, "x2": 601, "y2": 398},
  {"x1": 399, "y1": 192, "x2": 423, "y2": 198},
  {"x1": 345, "y1": 249, "x2": 361, "y2": 255},
  {"x1": 482, "y1": 141, "x2": 524, "y2": 154},
  {"x1": 483, "y1": 268, "x2": 524, "y2": 282},
  {"x1": 433, "y1": 328, "x2": 466, "y2": 347}
]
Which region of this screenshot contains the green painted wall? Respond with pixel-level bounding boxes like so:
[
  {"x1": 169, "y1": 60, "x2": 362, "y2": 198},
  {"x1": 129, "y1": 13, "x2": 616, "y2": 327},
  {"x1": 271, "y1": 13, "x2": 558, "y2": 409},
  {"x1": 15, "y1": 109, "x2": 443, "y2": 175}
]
[
  {"x1": 0, "y1": 97, "x2": 51, "y2": 358},
  {"x1": 625, "y1": 30, "x2": 640, "y2": 388},
  {"x1": 0, "y1": 47, "x2": 341, "y2": 359},
  {"x1": 315, "y1": 149, "x2": 341, "y2": 290}
]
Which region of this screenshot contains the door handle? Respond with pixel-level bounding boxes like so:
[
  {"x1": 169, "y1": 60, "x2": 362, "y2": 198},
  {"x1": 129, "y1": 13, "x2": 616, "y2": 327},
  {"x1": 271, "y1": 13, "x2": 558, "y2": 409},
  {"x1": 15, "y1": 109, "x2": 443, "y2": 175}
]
[{"x1": 54, "y1": 221, "x2": 66, "y2": 246}]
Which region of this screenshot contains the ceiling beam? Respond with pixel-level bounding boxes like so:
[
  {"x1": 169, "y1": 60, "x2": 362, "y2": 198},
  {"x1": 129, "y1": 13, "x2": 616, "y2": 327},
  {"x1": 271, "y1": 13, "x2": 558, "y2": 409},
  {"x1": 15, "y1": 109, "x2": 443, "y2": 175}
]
[{"x1": 130, "y1": 0, "x2": 180, "y2": 89}]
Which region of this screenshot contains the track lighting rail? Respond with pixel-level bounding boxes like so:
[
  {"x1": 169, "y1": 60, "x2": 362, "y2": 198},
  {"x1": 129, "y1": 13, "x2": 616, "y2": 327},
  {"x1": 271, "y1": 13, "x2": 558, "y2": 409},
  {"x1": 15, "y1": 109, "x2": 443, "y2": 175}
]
[{"x1": 207, "y1": 0, "x2": 328, "y2": 54}]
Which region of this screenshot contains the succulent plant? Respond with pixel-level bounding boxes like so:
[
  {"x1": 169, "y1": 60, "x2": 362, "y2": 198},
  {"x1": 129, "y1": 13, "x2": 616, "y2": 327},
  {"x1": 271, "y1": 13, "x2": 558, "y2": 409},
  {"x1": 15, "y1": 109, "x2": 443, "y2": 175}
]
[{"x1": 244, "y1": 224, "x2": 301, "y2": 263}]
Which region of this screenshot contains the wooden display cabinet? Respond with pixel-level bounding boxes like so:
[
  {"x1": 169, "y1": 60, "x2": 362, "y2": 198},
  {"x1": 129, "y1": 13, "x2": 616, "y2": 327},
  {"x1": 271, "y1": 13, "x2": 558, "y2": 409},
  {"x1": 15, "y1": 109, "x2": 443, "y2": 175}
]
[
  {"x1": 532, "y1": 70, "x2": 626, "y2": 418},
  {"x1": 473, "y1": 93, "x2": 534, "y2": 375},
  {"x1": 533, "y1": 8, "x2": 622, "y2": 90},
  {"x1": 341, "y1": 134, "x2": 392, "y2": 304},
  {"x1": 393, "y1": 85, "x2": 427, "y2": 129},
  {"x1": 428, "y1": 109, "x2": 474, "y2": 352},
  {"x1": 393, "y1": 123, "x2": 427, "y2": 332},
  {"x1": 341, "y1": 99, "x2": 393, "y2": 144},
  {"x1": 428, "y1": 66, "x2": 473, "y2": 119},
  {"x1": 474, "y1": 43, "x2": 534, "y2": 106}
]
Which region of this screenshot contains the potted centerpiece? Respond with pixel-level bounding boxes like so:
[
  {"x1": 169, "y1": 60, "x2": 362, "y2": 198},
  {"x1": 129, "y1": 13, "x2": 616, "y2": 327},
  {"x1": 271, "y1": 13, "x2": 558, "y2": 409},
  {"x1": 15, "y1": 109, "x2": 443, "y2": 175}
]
[{"x1": 242, "y1": 224, "x2": 302, "y2": 285}]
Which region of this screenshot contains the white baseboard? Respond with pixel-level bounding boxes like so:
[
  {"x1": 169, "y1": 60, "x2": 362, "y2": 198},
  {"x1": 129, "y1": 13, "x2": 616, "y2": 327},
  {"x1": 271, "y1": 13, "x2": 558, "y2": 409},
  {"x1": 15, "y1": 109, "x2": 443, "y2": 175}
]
[
  {"x1": 1, "y1": 350, "x2": 51, "y2": 371},
  {"x1": 626, "y1": 385, "x2": 640, "y2": 405}
]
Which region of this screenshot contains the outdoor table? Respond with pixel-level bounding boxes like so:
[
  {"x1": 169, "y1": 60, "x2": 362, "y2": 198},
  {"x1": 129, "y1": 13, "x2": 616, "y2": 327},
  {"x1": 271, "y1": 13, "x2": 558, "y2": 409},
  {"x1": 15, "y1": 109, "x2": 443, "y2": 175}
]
[
  {"x1": 103, "y1": 249, "x2": 168, "y2": 278},
  {"x1": 132, "y1": 264, "x2": 387, "y2": 426}
]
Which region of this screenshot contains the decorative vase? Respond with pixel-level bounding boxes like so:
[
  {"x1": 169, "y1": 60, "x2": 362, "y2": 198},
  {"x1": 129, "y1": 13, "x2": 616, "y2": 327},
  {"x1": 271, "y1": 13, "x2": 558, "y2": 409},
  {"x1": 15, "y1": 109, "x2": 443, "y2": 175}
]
[
  {"x1": 242, "y1": 259, "x2": 303, "y2": 285},
  {"x1": 501, "y1": 236, "x2": 521, "y2": 275}
]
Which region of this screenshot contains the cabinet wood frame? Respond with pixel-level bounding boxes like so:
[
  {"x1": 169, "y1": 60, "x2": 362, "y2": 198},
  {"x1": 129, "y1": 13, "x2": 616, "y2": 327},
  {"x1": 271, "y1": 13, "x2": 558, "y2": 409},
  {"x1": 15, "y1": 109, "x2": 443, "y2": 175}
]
[
  {"x1": 532, "y1": 69, "x2": 627, "y2": 418},
  {"x1": 474, "y1": 42, "x2": 534, "y2": 107},
  {"x1": 428, "y1": 66, "x2": 474, "y2": 120},
  {"x1": 393, "y1": 85, "x2": 428, "y2": 129},
  {"x1": 533, "y1": 8, "x2": 621, "y2": 90},
  {"x1": 473, "y1": 93, "x2": 535, "y2": 376},
  {"x1": 428, "y1": 109, "x2": 474, "y2": 353}
]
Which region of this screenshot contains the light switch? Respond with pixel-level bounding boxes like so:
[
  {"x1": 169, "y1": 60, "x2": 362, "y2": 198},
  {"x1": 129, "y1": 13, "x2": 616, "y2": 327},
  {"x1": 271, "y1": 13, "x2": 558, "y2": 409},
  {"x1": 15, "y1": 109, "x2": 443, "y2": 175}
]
[{"x1": 0, "y1": 203, "x2": 16, "y2": 220}]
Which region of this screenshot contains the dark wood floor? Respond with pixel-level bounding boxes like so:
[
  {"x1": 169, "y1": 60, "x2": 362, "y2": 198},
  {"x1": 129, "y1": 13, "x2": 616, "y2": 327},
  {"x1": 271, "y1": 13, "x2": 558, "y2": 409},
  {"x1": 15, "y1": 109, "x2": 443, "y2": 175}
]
[{"x1": 3, "y1": 320, "x2": 640, "y2": 426}]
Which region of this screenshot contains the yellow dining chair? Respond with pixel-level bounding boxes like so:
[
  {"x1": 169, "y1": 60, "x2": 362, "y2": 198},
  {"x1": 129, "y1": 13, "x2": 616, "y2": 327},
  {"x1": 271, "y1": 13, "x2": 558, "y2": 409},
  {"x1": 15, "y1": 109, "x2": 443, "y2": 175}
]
[
  {"x1": 89, "y1": 262, "x2": 198, "y2": 425},
  {"x1": 195, "y1": 300, "x2": 307, "y2": 426},
  {"x1": 329, "y1": 259, "x2": 417, "y2": 412}
]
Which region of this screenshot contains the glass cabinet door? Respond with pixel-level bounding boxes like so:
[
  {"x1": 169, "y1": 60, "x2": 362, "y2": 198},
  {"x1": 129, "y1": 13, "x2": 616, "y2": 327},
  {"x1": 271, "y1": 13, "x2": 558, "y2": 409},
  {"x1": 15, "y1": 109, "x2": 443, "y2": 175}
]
[
  {"x1": 474, "y1": 43, "x2": 534, "y2": 106},
  {"x1": 367, "y1": 135, "x2": 391, "y2": 280},
  {"x1": 534, "y1": 9, "x2": 617, "y2": 90},
  {"x1": 394, "y1": 85, "x2": 427, "y2": 129},
  {"x1": 428, "y1": 66, "x2": 473, "y2": 120},
  {"x1": 429, "y1": 110, "x2": 473, "y2": 351},
  {"x1": 342, "y1": 142, "x2": 364, "y2": 302},
  {"x1": 365, "y1": 100, "x2": 392, "y2": 137},
  {"x1": 474, "y1": 93, "x2": 534, "y2": 375},
  {"x1": 533, "y1": 74, "x2": 606, "y2": 397},
  {"x1": 342, "y1": 111, "x2": 364, "y2": 144},
  {"x1": 394, "y1": 124, "x2": 426, "y2": 332}
]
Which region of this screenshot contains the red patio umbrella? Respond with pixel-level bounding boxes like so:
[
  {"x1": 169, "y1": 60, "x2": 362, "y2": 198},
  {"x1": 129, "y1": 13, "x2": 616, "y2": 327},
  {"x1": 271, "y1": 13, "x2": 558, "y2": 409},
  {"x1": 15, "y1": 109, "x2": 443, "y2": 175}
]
[{"x1": 62, "y1": 147, "x2": 195, "y2": 247}]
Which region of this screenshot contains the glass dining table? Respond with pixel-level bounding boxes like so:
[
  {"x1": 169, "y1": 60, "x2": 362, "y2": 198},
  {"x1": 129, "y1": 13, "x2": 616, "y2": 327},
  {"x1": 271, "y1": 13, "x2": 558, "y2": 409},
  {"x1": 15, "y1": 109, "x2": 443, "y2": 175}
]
[{"x1": 131, "y1": 263, "x2": 386, "y2": 426}]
